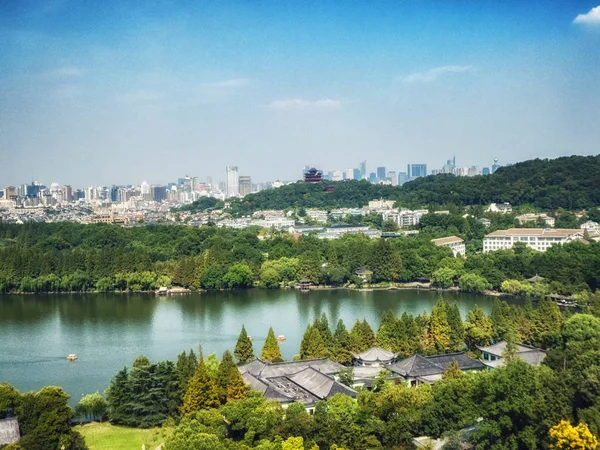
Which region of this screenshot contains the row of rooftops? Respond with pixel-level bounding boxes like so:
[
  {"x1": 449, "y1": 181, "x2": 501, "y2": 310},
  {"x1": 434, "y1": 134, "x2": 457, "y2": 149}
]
[
  {"x1": 239, "y1": 358, "x2": 356, "y2": 406},
  {"x1": 238, "y1": 342, "x2": 547, "y2": 405}
]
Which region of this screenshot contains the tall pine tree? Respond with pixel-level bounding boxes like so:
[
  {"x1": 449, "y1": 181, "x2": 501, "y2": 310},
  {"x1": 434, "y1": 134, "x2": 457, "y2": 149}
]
[
  {"x1": 332, "y1": 319, "x2": 353, "y2": 364},
  {"x1": 447, "y1": 301, "x2": 465, "y2": 352},
  {"x1": 315, "y1": 312, "x2": 333, "y2": 351},
  {"x1": 299, "y1": 325, "x2": 329, "y2": 359},
  {"x1": 376, "y1": 310, "x2": 399, "y2": 351},
  {"x1": 234, "y1": 325, "x2": 255, "y2": 364},
  {"x1": 261, "y1": 326, "x2": 282, "y2": 362},
  {"x1": 225, "y1": 367, "x2": 250, "y2": 402},
  {"x1": 430, "y1": 298, "x2": 452, "y2": 353},
  {"x1": 216, "y1": 350, "x2": 237, "y2": 402},
  {"x1": 181, "y1": 346, "x2": 220, "y2": 415}
]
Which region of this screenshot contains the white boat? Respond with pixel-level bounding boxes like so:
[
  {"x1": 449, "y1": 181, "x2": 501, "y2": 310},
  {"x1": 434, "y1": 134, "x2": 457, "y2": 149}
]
[{"x1": 67, "y1": 354, "x2": 78, "y2": 361}]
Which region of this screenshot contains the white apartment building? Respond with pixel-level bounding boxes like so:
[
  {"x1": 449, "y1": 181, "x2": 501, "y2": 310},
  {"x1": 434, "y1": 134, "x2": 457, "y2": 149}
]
[
  {"x1": 483, "y1": 228, "x2": 584, "y2": 253},
  {"x1": 307, "y1": 209, "x2": 329, "y2": 223},
  {"x1": 225, "y1": 166, "x2": 239, "y2": 198},
  {"x1": 431, "y1": 236, "x2": 466, "y2": 257},
  {"x1": 368, "y1": 199, "x2": 395, "y2": 210},
  {"x1": 516, "y1": 213, "x2": 555, "y2": 227},
  {"x1": 581, "y1": 221, "x2": 600, "y2": 234},
  {"x1": 486, "y1": 203, "x2": 512, "y2": 214}
]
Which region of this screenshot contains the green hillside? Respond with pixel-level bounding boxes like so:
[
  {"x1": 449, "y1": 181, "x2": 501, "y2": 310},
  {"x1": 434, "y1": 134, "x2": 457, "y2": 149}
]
[{"x1": 196, "y1": 154, "x2": 600, "y2": 214}]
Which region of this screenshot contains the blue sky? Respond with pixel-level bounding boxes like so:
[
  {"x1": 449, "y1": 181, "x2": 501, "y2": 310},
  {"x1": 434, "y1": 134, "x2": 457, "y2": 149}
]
[{"x1": 1, "y1": 1, "x2": 599, "y2": 186}]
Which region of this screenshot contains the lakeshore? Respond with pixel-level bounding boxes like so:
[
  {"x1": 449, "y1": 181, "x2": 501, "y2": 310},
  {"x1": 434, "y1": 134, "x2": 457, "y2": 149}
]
[{"x1": 0, "y1": 289, "x2": 519, "y2": 402}]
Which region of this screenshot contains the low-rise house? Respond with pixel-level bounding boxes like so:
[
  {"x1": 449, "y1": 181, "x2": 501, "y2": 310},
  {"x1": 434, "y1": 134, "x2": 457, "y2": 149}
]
[
  {"x1": 354, "y1": 268, "x2": 373, "y2": 283},
  {"x1": 431, "y1": 236, "x2": 466, "y2": 257},
  {"x1": 478, "y1": 218, "x2": 491, "y2": 227},
  {"x1": 0, "y1": 418, "x2": 20, "y2": 445},
  {"x1": 486, "y1": 202, "x2": 512, "y2": 213},
  {"x1": 516, "y1": 213, "x2": 555, "y2": 227},
  {"x1": 306, "y1": 209, "x2": 328, "y2": 223},
  {"x1": 317, "y1": 224, "x2": 380, "y2": 239},
  {"x1": 483, "y1": 228, "x2": 584, "y2": 253},
  {"x1": 389, "y1": 353, "x2": 485, "y2": 386},
  {"x1": 478, "y1": 341, "x2": 546, "y2": 368},
  {"x1": 581, "y1": 220, "x2": 600, "y2": 234},
  {"x1": 287, "y1": 225, "x2": 325, "y2": 235},
  {"x1": 368, "y1": 199, "x2": 395, "y2": 210},
  {"x1": 238, "y1": 358, "x2": 355, "y2": 411}
]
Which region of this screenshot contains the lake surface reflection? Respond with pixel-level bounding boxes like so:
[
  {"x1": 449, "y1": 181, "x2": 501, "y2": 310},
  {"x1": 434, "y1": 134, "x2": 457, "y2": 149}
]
[{"x1": 0, "y1": 289, "x2": 507, "y2": 402}]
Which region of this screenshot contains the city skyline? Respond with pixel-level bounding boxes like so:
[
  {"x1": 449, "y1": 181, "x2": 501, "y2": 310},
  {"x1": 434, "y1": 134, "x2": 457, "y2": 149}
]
[{"x1": 1, "y1": 2, "x2": 599, "y2": 186}]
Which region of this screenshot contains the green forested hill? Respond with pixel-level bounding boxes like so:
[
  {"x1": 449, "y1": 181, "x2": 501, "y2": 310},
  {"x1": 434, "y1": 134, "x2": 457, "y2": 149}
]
[{"x1": 216, "y1": 154, "x2": 600, "y2": 213}]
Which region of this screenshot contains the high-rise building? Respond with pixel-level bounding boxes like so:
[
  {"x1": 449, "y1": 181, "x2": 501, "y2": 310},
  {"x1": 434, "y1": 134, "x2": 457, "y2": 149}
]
[
  {"x1": 359, "y1": 161, "x2": 367, "y2": 180},
  {"x1": 109, "y1": 186, "x2": 119, "y2": 202},
  {"x1": 482, "y1": 167, "x2": 490, "y2": 175},
  {"x1": 388, "y1": 171, "x2": 398, "y2": 186},
  {"x1": 408, "y1": 164, "x2": 427, "y2": 178},
  {"x1": 140, "y1": 181, "x2": 151, "y2": 201},
  {"x1": 368, "y1": 172, "x2": 377, "y2": 183},
  {"x1": 376, "y1": 166, "x2": 386, "y2": 181},
  {"x1": 226, "y1": 166, "x2": 239, "y2": 198},
  {"x1": 353, "y1": 168, "x2": 361, "y2": 180},
  {"x1": 151, "y1": 185, "x2": 167, "y2": 202},
  {"x1": 239, "y1": 176, "x2": 252, "y2": 196},
  {"x1": 491, "y1": 158, "x2": 500, "y2": 173}
]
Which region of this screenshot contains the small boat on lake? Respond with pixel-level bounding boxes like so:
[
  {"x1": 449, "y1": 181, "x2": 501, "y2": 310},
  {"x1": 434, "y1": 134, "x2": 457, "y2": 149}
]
[
  {"x1": 67, "y1": 354, "x2": 78, "y2": 361},
  {"x1": 277, "y1": 335, "x2": 286, "y2": 341},
  {"x1": 248, "y1": 336, "x2": 253, "y2": 341}
]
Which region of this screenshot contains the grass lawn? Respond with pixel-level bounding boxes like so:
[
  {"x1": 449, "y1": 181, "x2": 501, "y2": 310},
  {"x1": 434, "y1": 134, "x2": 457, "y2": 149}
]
[{"x1": 78, "y1": 422, "x2": 167, "y2": 450}]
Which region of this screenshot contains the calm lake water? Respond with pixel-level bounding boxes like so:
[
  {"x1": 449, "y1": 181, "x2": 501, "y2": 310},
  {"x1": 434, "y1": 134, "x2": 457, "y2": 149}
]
[{"x1": 0, "y1": 289, "x2": 508, "y2": 403}]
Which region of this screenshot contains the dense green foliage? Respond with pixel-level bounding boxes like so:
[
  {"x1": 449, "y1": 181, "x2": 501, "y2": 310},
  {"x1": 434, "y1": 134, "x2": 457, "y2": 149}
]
[
  {"x1": 185, "y1": 155, "x2": 600, "y2": 214},
  {"x1": 7, "y1": 301, "x2": 600, "y2": 449},
  {"x1": 0, "y1": 384, "x2": 87, "y2": 450},
  {"x1": 2, "y1": 221, "x2": 599, "y2": 295}
]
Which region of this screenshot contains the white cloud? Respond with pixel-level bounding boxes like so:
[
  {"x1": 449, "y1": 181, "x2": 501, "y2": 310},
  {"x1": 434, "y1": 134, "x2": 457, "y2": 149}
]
[
  {"x1": 399, "y1": 65, "x2": 475, "y2": 83},
  {"x1": 268, "y1": 98, "x2": 341, "y2": 110},
  {"x1": 574, "y1": 6, "x2": 600, "y2": 24},
  {"x1": 202, "y1": 78, "x2": 250, "y2": 88}
]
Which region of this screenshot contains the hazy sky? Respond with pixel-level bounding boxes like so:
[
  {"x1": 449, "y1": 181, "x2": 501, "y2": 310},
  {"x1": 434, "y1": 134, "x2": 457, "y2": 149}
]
[{"x1": 1, "y1": 1, "x2": 599, "y2": 187}]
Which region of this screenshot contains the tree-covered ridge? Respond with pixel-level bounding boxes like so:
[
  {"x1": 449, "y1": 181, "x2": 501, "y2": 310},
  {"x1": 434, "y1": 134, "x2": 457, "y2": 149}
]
[
  {"x1": 210, "y1": 154, "x2": 600, "y2": 214},
  {"x1": 1, "y1": 220, "x2": 600, "y2": 296}
]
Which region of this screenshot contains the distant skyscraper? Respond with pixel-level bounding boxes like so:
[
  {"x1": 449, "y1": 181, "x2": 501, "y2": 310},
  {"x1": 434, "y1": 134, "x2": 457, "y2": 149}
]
[
  {"x1": 408, "y1": 164, "x2": 427, "y2": 178},
  {"x1": 388, "y1": 171, "x2": 398, "y2": 186},
  {"x1": 140, "y1": 181, "x2": 151, "y2": 201},
  {"x1": 482, "y1": 167, "x2": 490, "y2": 175},
  {"x1": 359, "y1": 161, "x2": 367, "y2": 179},
  {"x1": 353, "y1": 168, "x2": 361, "y2": 180},
  {"x1": 239, "y1": 176, "x2": 252, "y2": 196},
  {"x1": 491, "y1": 158, "x2": 500, "y2": 173},
  {"x1": 151, "y1": 185, "x2": 167, "y2": 202},
  {"x1": 368, "y1": 172, "x2": 377, "y2": 183},
  {"x1": 398, "y1": 172, "x2": 409, "y2": 185},
  {"x1": 226, "y1": 166, "x2": 239, "y2": 198},
  {"x1": 376, "y1": 166, "x2": 386, "y2": 181}
]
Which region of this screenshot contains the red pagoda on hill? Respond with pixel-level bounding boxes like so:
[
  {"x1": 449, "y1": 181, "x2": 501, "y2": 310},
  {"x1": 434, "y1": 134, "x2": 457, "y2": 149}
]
[{"x1": 303, "y1": 167, "x2": 323, "y2": 183}]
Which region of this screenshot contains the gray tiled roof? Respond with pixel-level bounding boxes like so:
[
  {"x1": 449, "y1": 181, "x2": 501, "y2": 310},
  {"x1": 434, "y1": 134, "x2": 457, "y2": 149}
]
[
  {"x1": 477, "y1": 341, "x2": 542, "y2": 357},
  {"x1": 238, "y1": 357, "x2": 344, "y2": 378},
  {"x1": 352, "y1": 346, "x2": 396, "y2": 362},
  {"x1": 241, "y1": 371, "x2": 268, "y2": 393},
  {"x1": 390, "y1": 353, "x2": 484, "y2": 378},
  {"x1": 240, "y1": 360, "x2": 356, "y2": 406},
  {"x1": 289, "y1": 367, "x2": 356, "y2": 399}
]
